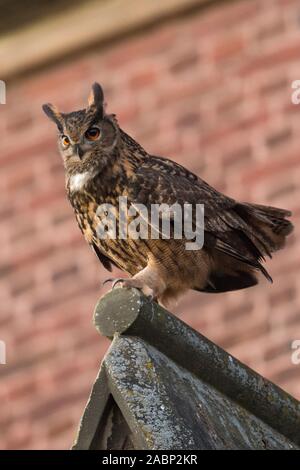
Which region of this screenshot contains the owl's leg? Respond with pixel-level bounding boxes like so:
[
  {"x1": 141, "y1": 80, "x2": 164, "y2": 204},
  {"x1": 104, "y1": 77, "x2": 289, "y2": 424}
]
[{"x1": 103, "y1": 265, "x2": 166, "y2": 301}]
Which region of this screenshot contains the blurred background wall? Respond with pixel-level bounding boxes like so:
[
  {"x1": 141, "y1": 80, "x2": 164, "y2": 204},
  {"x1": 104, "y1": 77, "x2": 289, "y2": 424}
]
[{"x1": 0, "y1": 0, "x2": 299, "y2": 450}]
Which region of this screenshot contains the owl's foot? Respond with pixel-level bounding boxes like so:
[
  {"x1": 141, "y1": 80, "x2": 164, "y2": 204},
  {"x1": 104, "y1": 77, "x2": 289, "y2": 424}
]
[
  {"x1": 103, "y1": 277, "x2": 129, "y2": 290},
  {"x1": 103, "y1": 274, "x2": 159, "y2": 301},
  {"x1": 103, "y1": 276, "x2": 154, "y2": 297}
]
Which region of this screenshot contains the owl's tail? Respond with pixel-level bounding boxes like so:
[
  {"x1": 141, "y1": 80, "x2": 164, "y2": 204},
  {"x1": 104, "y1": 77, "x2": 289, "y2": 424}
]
[
  {"x1": 197, "y1": 202, "x2": 293, "y2": 294},
  {"x1": 236, "y1": 202, "x2": 293, "y2": 256}
]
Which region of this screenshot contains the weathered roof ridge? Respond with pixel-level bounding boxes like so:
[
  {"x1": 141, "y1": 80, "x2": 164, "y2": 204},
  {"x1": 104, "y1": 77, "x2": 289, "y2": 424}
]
[{"x1": 92, "y1": 288, "x2": 300, "y2": 447}]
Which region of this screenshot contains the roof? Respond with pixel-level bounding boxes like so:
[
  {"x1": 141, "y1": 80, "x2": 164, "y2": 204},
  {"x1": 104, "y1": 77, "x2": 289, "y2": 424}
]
[
  {"x1": 0, "y1": 0, "x2": 209, "y2": 80},
  {"x1": 72, "y1": 288, "x2": 300, "y2": 450}
]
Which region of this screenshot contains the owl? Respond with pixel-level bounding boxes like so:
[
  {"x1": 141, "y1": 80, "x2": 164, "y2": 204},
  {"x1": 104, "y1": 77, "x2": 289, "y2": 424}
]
[{"x1": 43, "y1": 83, "x2": 293, "y2": 306}]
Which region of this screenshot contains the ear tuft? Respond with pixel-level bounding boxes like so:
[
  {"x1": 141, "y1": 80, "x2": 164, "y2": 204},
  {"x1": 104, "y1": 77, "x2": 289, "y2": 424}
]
[
  {"x1": 88, "y1": 82, "x2": 104, "y2": 109},
  {"x1": 42, "y1": 103, "x2": 55, "y2": 118},
  {"x1": 42, "y1": 103, "x2": 63, "y2": 131}
]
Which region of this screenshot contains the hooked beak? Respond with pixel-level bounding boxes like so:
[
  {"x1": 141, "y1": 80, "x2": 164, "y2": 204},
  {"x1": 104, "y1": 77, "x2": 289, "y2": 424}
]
[{"x1": 74, "y1": 144, "x2": 84, "y2": 159}]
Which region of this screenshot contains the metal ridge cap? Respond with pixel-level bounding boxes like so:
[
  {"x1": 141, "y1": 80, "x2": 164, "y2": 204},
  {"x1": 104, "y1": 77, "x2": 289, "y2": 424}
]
[{"x1": 94, "y1": 287, "x2": 300, "y2": 445}]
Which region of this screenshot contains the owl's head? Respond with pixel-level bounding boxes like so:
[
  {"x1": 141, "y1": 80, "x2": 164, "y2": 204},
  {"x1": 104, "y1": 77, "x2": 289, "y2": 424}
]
[{"x1": 42, "y1": 83, "x2": 119, "y2": 173}]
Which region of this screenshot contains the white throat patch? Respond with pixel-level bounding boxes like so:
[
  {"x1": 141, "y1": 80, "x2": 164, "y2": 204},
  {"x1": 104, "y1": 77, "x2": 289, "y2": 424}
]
[{"x1": 69, "y1": 171, "x2": 94, "y2": 192}]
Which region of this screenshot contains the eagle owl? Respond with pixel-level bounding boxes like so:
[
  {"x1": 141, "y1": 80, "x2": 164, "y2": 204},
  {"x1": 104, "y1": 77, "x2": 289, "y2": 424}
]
[{"x1": 43, "y1": 83, "x2": 293, "y2": 306}]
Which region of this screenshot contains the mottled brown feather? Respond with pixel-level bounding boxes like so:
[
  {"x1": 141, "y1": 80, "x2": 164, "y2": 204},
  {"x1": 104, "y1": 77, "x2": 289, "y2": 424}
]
[{"x1": 43, "y1": 83, "x2": 293, "y2": 306}]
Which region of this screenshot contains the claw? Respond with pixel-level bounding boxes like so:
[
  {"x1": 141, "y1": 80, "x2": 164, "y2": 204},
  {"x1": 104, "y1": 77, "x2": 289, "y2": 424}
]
[
  {"x1": 102, "y1": 276, "x2": 158, "y2": 300},
  {"x1": 111, "y1": 278, "x2": 125, "y2": 289},
  {"x1": 102, "y1": 277, "x2": 126, "y2": 289}
]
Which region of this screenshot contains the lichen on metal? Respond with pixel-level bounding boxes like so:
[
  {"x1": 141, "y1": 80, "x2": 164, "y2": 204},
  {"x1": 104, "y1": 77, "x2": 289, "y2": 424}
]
[{"x1": 73, "y1": 288, "x2": 300, "y2": 450}]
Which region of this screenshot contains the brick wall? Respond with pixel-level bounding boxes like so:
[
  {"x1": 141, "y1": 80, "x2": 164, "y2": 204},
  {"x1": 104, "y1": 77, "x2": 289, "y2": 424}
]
[{"x1": 1, "y1": 0, "x2": 300, "y2": 449}]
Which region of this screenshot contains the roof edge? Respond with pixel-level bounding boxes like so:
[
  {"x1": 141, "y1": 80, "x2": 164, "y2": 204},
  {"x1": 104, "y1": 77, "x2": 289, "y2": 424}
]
[
  {"x1": 0, "y1": 0, "x2": 213, "y2": 80},
  {"x1": 94, "y1": 288, "x2": 300, "y2": 446}
]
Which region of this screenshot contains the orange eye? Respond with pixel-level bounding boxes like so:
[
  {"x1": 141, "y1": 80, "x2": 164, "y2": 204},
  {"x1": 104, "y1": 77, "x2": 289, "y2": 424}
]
[
  {"x1": 85, "y1": 127, "x2": 100, "y2": 141},
  {"x1": 61, "y1": 135, "x2": 70, "y2": 148}
]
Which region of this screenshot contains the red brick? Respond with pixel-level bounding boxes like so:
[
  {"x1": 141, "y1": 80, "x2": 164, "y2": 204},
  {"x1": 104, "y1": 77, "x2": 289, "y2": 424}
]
[
  {"x1": 170, "y1": 51, "x2": 199, "y2": 74},
  {"x1": 256, "y1": 18, "x2": 285, "y2": 41},
  {"x1": 213, "y1": 35, "x2": 245, "y2": 62},
  {"x1": 129, "y1": 68, "x2": 158, "y2": 89},
  {"x1": 1, "y1": 0, "x2": 300, "y2": 451},
  {"x1": 241, "y1": 152, "x2": 300, "y2": 184},
  {"x1": 240, "y1": 41, "x2": 300, "y2": 76}
]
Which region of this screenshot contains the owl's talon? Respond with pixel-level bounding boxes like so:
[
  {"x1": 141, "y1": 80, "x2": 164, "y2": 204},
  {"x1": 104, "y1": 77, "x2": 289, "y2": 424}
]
[
  {"x1": 103, "y1": 274, "x2": 158, "y2": 300},
  {"x1": 148, "y1": 294, "x2": 158, "y2": 303},
  {"x1": 111, "y1": 278, "x2": 126, "y2": 289},
  {"x1": 103, "y1": 277, "x2": 128, "y2": 289}
]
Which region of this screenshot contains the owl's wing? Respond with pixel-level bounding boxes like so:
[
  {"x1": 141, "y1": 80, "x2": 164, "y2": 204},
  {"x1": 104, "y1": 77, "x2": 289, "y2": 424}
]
[
  {"x1": 128, "y1": 155, "x2": 272, "y2": 279},
  {"x1": 91, "y1": 242, "x2": 115, "y2": 272}
]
